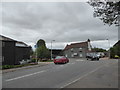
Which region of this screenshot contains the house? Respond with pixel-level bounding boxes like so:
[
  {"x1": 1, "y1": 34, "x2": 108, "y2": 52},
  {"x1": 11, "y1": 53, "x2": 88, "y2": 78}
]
[
  {"x1": 63, "y1": 39, "x2": 92, "y2": 58},
  {"x1": 0, "y1": 35, "x2": 32, "y2": 65}
]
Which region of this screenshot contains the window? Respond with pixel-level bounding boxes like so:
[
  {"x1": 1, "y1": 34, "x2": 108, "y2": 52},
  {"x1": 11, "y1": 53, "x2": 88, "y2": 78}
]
[
  {"x1": 79, "y1": 54, "x2": 83, "y2": 57},
  {"x1": 55, "y1": 56, "x2": 65, "y2": 59},
  {"x1": 71, "y1": 48, "x2": 73, "y2": 51},
  {"x1": 71, "y1": 54, "x2": 74, "y2": 57},
  {"x1": 73, "y1": 53, "x2": 78, "y2": 56},
  {"x1": 79, "y1": 48, "x2": 82, "y2": 50}
]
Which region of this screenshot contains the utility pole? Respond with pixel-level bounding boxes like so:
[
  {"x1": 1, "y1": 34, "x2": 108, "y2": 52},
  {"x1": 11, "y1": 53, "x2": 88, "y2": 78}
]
[
  {"x1": 107, "y1": 39, "x2": 111, "y2": 59},
  {"x1": 51, "y1": 40, "x2": 55, "y2": 60}
]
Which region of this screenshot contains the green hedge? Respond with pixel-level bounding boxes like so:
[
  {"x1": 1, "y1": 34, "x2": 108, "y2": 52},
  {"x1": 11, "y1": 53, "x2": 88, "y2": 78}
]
[
  {"x1": 2, "y1": 65, "x2": 15, "y2": 69},
  {"x1": 2, "y1": 62, "x2": 39, "y2": 70},
  {"x1": 31, "y1": 58, "x2": 36, "y2": 62}
]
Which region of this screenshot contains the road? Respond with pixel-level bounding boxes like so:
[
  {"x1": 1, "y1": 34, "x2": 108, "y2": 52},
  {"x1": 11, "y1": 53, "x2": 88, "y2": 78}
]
[{"x1": 2, "y1": 58, "x2": 118, "y2": 88}]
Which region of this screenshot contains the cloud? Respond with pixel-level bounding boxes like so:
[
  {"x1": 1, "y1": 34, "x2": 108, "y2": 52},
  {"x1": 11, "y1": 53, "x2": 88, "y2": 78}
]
[{"x1": 1, "y1": 2, "x2": 118, "y2": 50}]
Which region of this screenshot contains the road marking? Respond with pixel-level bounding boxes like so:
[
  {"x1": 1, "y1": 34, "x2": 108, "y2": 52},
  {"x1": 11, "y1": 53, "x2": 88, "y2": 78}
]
[
  {"x1": 67, "y1": 63, "x2": 71, "y2": 65},
  {"x1": 60, "y1": 65, "x2": 64, "y2": 67},
  {"x1": 60, "y1": 65, "x2": 103, "y2": 88},
  {"x1": 76, "y1": 60, "x2": 84, "y2": 61},
  {"x1": 6, "y1": 70, "x2": 46, "y2": 82},
  {"x1": 71, "y1": 62, "x2": 75, "y2": 64}
]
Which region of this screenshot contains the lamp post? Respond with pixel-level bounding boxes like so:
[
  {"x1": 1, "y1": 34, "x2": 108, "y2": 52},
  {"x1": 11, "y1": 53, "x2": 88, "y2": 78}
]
[
  {"x1": 51, "y1": 40, "x2": 55, "y2": 60},
  {"x1": 35, "y1": 44, "x2": 37, "y2": 62},
  {"x1": 107, "y1": 39, "x2": 111, "y2": 59},
  {"x1": 34, "y1": 37, "x2": 39, "y2": 62}
]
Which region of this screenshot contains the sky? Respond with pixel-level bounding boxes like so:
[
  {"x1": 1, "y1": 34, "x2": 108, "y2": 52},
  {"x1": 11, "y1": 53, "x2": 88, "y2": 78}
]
[{"x1": 1, "y1": 2, "x2": 118, "y2": 50}]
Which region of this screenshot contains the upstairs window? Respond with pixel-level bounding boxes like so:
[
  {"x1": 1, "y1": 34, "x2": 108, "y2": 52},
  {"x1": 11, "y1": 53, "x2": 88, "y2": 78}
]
[
  {"x1": 71, "y1": 48, "x2": 73, "y2": 52},
  {"x1": 79, "y1": 48, "x2": 82, "y2": 50},
  {"x1": 79, "y1": 48, "x2": 82, "y2": 52}
]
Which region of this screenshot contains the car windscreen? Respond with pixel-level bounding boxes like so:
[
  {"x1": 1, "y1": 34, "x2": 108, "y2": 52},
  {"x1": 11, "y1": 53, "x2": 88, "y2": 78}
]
[{"x1": 55, "y1": 56, "x2": 64, "y2": 59}]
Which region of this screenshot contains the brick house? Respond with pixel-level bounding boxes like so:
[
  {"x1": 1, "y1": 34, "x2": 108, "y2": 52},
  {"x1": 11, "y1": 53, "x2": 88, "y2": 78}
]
[{"x1": 63, "y1": 39, "x2": 92, "y2": 58}]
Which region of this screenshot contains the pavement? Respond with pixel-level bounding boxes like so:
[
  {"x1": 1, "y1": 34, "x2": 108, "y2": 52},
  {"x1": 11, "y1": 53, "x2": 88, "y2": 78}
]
[
  {"x1": 2, "y1": 58, "x2": 118, "y2": 88},
  {"x1": 2, "y1": 62, "x2": 53, "y2": 74}
]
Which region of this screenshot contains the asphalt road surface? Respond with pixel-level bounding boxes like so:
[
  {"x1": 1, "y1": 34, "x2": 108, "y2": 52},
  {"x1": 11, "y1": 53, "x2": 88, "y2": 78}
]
[{"x1": 2, "y1": 58, "x2": 118, "y2": 88}]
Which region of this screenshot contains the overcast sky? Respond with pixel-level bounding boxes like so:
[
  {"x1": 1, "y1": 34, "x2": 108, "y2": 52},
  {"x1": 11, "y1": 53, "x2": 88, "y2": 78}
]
[{"x1": 1, "y1": 2, "x2": 118, "y2": 50}]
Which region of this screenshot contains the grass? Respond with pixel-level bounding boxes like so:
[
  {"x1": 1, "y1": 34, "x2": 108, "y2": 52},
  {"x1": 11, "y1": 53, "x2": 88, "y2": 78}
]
[{"x1": 1, "y1": 63, "x2": 38, "y2": 70}]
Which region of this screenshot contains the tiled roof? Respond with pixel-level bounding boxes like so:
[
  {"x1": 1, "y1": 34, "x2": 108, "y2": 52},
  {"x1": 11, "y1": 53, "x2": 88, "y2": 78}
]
[{"x1": 64, "y1": 41, "x2": 88, "y2": 50}]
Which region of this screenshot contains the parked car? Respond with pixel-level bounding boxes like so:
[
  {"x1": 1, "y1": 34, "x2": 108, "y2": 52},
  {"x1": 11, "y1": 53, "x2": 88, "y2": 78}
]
[
  {"x1": 86, "y1": 53, "x2": 99, "y2": 61},
  {"x1": 19, "y1": 60, "x2": 28, "y2": 65},
  {"x1": 97, "y1": 52, "x2": 105, "y2": 58},
  {"x1": 54, "y1": 56, "x2": 69, "y2": 64}
]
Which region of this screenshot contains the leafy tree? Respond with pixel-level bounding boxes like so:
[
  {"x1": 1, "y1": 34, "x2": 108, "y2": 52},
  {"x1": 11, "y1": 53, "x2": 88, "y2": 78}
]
[
  {"x1": 37, "y1": 39, "x2": 46, "y2": 48},
  {"x1": 110, "y1": 44, "x2": 120, "y2": 58},
  {"x1": 35, "y1": 39, "x2": 50, "y2": 60},
  {"x1": 87, "y1": 0, "x2": 120, "y2": 26},
  {"x1": 92, "y1": 47, "x2": 107, "y2": 52}
]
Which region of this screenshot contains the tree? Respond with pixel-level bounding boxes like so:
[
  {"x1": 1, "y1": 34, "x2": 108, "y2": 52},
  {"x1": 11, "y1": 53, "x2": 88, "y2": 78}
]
[
  {"x1": 35, "y1": 39, "x2": 50, "y2": 60},
  {"x1": 87, "y1": 0, "x2": 120, "y2": 26},
  {"x1": 110, "y1": 44, "x2": 120, "y2": 58},
  {"x1": 37, "y1": 39, "x2": 46, "y2": 47},
  {"x1": 92, "y1": 47, "x2": 106, "y2": 52}
]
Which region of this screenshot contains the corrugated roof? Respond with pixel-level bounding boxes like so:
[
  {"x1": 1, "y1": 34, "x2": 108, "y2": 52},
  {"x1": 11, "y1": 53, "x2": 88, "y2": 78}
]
[
  {"x1": 0, "y1": 35, "x2": 16, "y2": 41},
  {"x1": 16, "y1": 41, "x2": 28, "y2": 46},
  {"x1": 0, "y1": 35, "x2": 29, "y2": 47},
  {"x1": 114, "y1": 40, "x2": 120, "y2": 46}
]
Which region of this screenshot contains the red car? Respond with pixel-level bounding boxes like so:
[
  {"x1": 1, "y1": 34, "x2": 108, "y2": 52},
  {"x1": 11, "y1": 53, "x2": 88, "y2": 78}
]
[{"x1": 54, "y1": 56, "x2": 69, "y2": 64}]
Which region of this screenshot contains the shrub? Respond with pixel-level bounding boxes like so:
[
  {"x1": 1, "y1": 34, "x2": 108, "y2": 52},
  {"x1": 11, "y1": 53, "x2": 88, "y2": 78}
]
[
  {"x1": 2, "y1": 65, "x2": 14, "y2": 69},
  {"x1": 31, "y1": 58, "x2": 36, "y2": 62}
]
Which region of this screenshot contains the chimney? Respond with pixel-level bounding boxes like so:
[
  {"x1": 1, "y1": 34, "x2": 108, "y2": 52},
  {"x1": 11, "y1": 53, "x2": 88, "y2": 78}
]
[{"x1": 87, "y1": 39, "x2": 91, "y2": 51}]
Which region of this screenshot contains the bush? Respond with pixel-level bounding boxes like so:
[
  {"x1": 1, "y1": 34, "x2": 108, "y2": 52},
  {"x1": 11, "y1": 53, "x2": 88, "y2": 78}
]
[
  {"x1": 2, "y1": 63, "x2": 39, "y2": 70},
  {"x1": 2, "y1": 65, "x2": 14, "y2": 69},
  {"x1": 31, "y1": 58, "x2": 36, "y2": 62}
]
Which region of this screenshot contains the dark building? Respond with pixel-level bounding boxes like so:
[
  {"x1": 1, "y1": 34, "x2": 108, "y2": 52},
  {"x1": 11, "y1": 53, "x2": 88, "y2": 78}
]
[
  {"x1": 114, "y1": 40, "x2": 120, "y2": 46},
  {"x1": 0, "y1": 35, "x2": 32, "y2": 65},
  {"x1": 49, "y1": 49, "x2": 63, "y2": 57},
  {"x1": 110, "y1": 40, "x2": 120, "y2": 58}
]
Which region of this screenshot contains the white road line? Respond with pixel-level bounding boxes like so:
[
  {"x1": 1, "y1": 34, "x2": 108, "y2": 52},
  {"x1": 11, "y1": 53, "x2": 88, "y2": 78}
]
[
  {"x1": 76, "y1": 60, "x2": 84, "y2": 61},
  {"x1": 67, "y1": 63, "x2": 71, "y2": 65},
  {"x1": 60, "y1": 65, "x2": 64, "y2": 67},
  {"x1": 6, "y1": 70, "x2": 46, "y2": 82},
  {"x1": 71, "y1": 62, "x2": 75, "y2": 64},
  {"x1": 60, "y1": 65, "x2": 103, "y2": 88}
]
